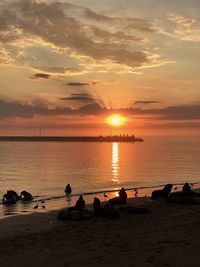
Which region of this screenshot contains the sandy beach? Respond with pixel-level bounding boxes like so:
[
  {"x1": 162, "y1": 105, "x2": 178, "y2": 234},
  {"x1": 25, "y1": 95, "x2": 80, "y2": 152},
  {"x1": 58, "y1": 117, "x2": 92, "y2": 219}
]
[{"x1": 0, "y1": 195, "x2": 199, "y2": 267}]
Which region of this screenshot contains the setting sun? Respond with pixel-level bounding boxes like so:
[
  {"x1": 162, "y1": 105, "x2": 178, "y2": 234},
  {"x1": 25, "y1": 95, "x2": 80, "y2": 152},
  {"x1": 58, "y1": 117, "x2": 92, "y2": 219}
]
[{"x1": 107, "y1": 114, "x2": 126, "y2": 127}]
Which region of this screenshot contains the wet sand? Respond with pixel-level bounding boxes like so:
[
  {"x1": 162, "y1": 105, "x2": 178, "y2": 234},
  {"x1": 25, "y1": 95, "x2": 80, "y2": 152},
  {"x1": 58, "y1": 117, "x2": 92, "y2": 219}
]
[{"x1": 0, "y1": 196, "x2": 200, "y2": 267}]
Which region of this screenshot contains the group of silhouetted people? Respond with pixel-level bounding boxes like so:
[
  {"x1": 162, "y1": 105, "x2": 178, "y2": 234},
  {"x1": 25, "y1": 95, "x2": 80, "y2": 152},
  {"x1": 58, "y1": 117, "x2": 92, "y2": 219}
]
[{"x1": 151, "y1": 182, "x2": 200, "y2": 203}]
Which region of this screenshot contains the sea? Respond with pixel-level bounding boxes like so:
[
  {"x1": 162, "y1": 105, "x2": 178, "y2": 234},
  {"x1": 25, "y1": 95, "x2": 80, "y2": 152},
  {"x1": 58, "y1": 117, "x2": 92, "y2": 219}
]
[{"x1": 0, "y1": 136, "x2": 200, "y2": 217}]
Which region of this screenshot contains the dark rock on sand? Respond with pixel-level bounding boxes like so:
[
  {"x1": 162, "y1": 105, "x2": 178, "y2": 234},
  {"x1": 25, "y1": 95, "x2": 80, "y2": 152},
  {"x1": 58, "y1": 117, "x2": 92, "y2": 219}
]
[
  {"x1": 2, "y1": 193, "x2": 17, "y2": 205},
  {"x1": 20, "y1": 191, "x2": 33, "y2": 201},
  {"x1": 151, "y1": 184, "x2": 173, "y2": 199},
  {"x1": 7, "y1": 190, "x2": 20, "y2": 201}
]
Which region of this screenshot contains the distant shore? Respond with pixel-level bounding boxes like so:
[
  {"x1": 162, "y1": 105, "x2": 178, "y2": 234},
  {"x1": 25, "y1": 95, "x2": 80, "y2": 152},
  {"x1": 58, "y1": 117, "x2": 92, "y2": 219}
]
[
  {"x1": 0, "y1": 135, "x2": 144, "y2": 142},
  {"x1": 0, "y1": 194, "x2": 200, "y2": 267}
]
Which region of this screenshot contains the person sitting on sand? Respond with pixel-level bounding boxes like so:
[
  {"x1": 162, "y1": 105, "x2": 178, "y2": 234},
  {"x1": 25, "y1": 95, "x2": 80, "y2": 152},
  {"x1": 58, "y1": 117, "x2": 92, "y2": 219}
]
[
  {"x1": 108, "y1": 187, "x2": 127, "y2": 205},
  {"x1": 65, "y1": 184, "x2": 72, "y2": 194},
  {"x1": 151, "y1": 184, "x2": 173, "y2": 199},
  {"x1": 168, "y1": 183, "x2": 200, "y2": 198},
  {"x1": 74, "y1": 196, "x2": 85, "y2": 212},
  {"x1": 93, "y1": 197, "x2": 103, "y2": 215}
]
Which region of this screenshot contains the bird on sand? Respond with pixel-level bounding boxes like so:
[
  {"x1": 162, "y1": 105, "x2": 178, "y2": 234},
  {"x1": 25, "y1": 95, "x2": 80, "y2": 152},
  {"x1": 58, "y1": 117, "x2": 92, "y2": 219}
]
[
  {"x1": 33, "y1": 204, "x2": 38, "y2": 211},
  {"x1": 42, "y1": 205, "x2": 45, "y2": 209},
  {"x1": 104, "y1": 193, "x2": 108, "y2": 201},
  {"x1": 134, "y1": 189, "x2": 138, "y2": 197}
]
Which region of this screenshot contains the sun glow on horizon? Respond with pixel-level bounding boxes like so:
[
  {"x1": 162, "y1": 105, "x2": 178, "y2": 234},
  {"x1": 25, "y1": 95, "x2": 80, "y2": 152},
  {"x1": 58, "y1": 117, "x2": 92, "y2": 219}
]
[{"x1": 107, "y1": 114, "x2": 126, "y2": 127}]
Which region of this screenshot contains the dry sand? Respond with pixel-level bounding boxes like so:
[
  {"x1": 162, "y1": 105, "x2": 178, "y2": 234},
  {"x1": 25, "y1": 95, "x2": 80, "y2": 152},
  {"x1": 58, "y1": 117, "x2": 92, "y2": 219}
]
[{"x1": 0, "y1": 196, "x2": 199, "y2": 267}]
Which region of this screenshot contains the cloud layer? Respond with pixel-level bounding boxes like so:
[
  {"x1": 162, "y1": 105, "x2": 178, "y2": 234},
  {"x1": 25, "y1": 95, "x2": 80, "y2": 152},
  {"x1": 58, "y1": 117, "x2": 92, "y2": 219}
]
[{"x1": 0, "y1": 0, "x2": 165, "y2": 73}]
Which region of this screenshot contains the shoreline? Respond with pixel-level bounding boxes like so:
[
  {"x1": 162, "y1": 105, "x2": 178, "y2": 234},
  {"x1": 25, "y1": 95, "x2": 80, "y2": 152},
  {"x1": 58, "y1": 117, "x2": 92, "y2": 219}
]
[
  {"x1": 1, "y1": 182, "x2": 200, "y2": 218},
  {"x1": 0, "y1": 194, "x2": 200, "y2": 266}
]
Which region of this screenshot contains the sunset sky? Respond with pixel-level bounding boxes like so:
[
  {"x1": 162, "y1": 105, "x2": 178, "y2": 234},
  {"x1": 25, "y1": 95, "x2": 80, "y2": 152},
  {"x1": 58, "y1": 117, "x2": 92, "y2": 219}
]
[{"x1": 0, "y1": 0, "x2": 200, "y2": 136}]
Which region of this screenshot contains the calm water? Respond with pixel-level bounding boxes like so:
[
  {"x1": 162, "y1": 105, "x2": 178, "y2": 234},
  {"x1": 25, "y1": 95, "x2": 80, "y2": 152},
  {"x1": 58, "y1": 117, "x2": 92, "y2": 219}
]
[{"x1": 0, "y1": 136, "x2": 200, "y2": 217}]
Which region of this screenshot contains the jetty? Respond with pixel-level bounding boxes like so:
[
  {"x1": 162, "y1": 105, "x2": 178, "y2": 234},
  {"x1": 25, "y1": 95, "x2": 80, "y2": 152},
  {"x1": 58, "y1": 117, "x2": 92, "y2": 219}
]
[{"x1": 0, "y1": 135, "x2": 143, "y2": 142}]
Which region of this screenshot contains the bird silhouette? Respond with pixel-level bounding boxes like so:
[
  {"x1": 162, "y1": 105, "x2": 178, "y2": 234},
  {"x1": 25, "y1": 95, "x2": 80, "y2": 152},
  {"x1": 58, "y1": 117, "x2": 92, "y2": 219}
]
[
  {"x1": 104, "y1": 193, "x2": 108, "y2": 201},
  {"x1": 42, "y1": 205, "x2": 45, "y2": 209},
  {"x1": 174, "y1": 186, "x2": 177, "y2": 191},
  {"x1": 134, "y1": 189, "x2": 138, "y2": 197},
  {"x1": 33, "y1": 204, "x2": 38, "y2": 211}
]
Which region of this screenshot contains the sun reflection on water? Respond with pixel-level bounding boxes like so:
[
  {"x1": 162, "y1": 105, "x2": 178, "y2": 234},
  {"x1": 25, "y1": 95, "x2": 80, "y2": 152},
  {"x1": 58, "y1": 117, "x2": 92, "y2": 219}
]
[{"x1": 112, "y1": 142, "x2": 119, "y2": 184}]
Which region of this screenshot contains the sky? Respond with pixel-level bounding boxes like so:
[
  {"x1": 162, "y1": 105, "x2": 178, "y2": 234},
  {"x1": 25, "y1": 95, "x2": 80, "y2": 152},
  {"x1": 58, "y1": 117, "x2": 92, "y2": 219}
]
[{"x1": 0, "y1": 0, "x2": 200, "y2": 136}]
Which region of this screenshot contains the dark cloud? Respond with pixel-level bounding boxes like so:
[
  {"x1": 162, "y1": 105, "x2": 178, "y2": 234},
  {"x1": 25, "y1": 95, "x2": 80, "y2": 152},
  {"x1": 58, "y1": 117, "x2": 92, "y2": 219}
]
[
  {"x1": 60, "y1": 94, "x2": 94, "y2": 102},
  {"x1": 1, "y1": 98, "x2": 200, "y2": 122},
  {"x1": 31, "y1": 73, "x2": 51, "y2": 80},
  {"x1": 66, "y1": 81, "x2": 100, "y2": 86},
  {"x1": 66, "y1": 82, "x2": 90, "y2": 87},
  {"x1": 134, "y1": 100, "x2": 161, "y2": 105}
]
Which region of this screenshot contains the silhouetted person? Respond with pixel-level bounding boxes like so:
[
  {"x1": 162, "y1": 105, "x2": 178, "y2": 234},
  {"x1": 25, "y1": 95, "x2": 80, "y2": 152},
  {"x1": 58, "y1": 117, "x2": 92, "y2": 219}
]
[
  {"x1": 7, "y1": 190, "x2": 20, "y2": 201},
  {"x1": 65, "y1": 184, "x2": 72, "y2": 194},
  {"x1": 93, "y1": 197, "x2": 103, "y2": 215},
  {"x1": 74, "y1": 196, "x2": 85, "y2": 212},
  {"x1": 20, "y1": 191, "x2": 33, "y2": 201},
  {"x1": 151, "y1": 184, "x2": 173, "y2": 199},
  {"x1": 119, "y1": 187, "x2": 127, "y2": 203},
  {"x1": 169, "y1": 182, "x2": 200, "y2": 198},
  {"x1": 108, "y1": 187, "x2": 127, "y2": 204}
]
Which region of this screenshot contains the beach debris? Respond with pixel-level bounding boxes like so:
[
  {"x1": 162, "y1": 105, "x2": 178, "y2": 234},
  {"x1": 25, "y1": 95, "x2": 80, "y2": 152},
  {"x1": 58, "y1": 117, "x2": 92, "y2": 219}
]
[
  {"x1": 108, "y1": 187, "x2": 127, "y2": 205},
  {"x1": 151, "y1": 184, "x2": 173, "y2": 199},
  {"x1": 20, "y1": 191, "x2": 33, "y2": 201},
  {"x1": 65, "y1": 184, "x2": 72, "y2": 194},
  {"x1": 119, "y1": 206, "x2": 151, "y2": 214}
]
